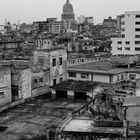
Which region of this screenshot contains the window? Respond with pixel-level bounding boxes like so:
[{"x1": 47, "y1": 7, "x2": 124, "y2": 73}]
[
  {"x1": 135, "y1": 41, "x2": 140, "y2": 44},
  {"x1": 136, "y1": 22, "x2": 140, "y2": 25},
  {"x1": 135, "y1": 47, "x2": 140, "y2": 51},
  {"x1": 34, "y1": 79, "x2": 38, "y2": 84},
  {"x1": 60, "y1": 77, "x2": 63, "y2": 82},
  {"x1": 0, "y1": 76, "x2": 4, "y2": 83},
  {"x1": 39, "y1": 78, "x2": 43, "y2": 83},
  {"x1": 121, "y1": 28, "x2": 125, "y2": 31},
  {"x1": 135, "y1": 35, "x2": 140, "y2": 38},
  {"x1": 44, "y1": 41, "x2": 47, "y2": 44},
  {"x1": 136, "y1": 15, "x2": 140, "y2": 18},
  {"x1": 125, "y1": 47, "x2": 130, "y2": 51},
  {"x1": 117, "y1": 41, "x2": 122, "y2": 44},
  {"x1": 59, "y1": 57, "x2": 62, "y2": 65},
  {"x1": 52, "y1": 58, "x2": 56, "y2": 67},
  {"x1": 121, "y1": 74, "x2": 124, "y2": 81},
  {"x1": 38, "y1": 57, "x2": 44, "y2": 66},
  {"x1": 117, "y1": 47, "x2": 122, "y2": 50},
  {"x1": 121, "y1": 34, "x2": 125, "y2": 38},
  {"x1": 125, "y1": 41, "x2": 130, "y2": 45},
  {"x1": 81, "y1": 59, "x2": 84, "y2": 62},
  {"x1": 53, "y1": 79, "x2": 56, "y2": 86},
  {"x1": 129, "y1": 74, "x2": 136, "y2": 80},
  {"x1": 68, "y1": 72, "x2": 76, "y2": 78},
  {"x1": 81, "y1": 73, "x2": 89, "y2": 79},
  {"x1": 121, "y1": 21, "x2": 125, "y2": 25},
  {"x1": 0, "y1": 92, "x2": 4, "y2": 99},
  {"x1": 135, "y1": 28, "x2": 140, "y2": 31},
  {"x1": 73, "y1": 60, "x2": 76, "y2": 64},
  {"x1": 117, "y1": 76, "x2": 120, "y2": 82}
]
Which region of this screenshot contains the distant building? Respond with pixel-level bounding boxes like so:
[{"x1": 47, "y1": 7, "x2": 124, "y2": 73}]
[
  {"x1": 77, "y1": 16, "x2": 94, "y2": 25},
  {"x1": 0, "y1": 25, "x2": 6, "y2": 34},
  {"x1": 33, "y1": 18, "x2": 70, "y2": 34},
  {"x1": 103, "y1": 16, "x2": 117, "y2": 28},
  {"x1": 111, "y1": 11, "x2": 140, "y2": 55},
  {"x1": 77, "y1": 15, "x2": 85, "y2": 24},
  {"x1": 61, "y1": 0, "x2": 75, "y2": 22},
  {"x1": 85, "y1": 17, "x2": 94, "y2": 25},
  {"x1": 0, "y1": 67, "x2": 11, "y2": 106}
]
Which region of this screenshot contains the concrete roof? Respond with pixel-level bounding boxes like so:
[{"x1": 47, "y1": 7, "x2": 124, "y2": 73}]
[
  {"x1": 0, "y1": 60, "x2": 30, "y2": 69},
  {"x1": 123, "y1": 96, "x2": 140, "y2": 107},
  {"x1": 61, "y1": 118, "x2": 124, "y2": 135},
  {"x1": 36, "y1": 46, "x2": 65, "y2": 52},
  {"x1": 68, "y1": 60, "x2": 128, "y2": 75},
  {"x1": 51, "y1": 80, "x2": 99, "y2": 92}
]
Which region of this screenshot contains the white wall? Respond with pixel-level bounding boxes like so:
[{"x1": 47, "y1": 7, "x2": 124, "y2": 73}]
[
  {"x1": 19, "y1": 69, "x2": 32, "y2": 99},
  {"x1": 93, "y1": 74, "x2": 110, "y2": 83},
  {"x1": 111, "y1": 11, "x2": 140, "y2": 55},
  {"x1": 126, "y1": 106, "x2": 140, "y2": 122}
]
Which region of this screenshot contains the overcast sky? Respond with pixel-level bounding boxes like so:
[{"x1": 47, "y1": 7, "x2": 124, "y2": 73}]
[{"x1": 0, "y1": 0, "x2": 140, "y2": 25}]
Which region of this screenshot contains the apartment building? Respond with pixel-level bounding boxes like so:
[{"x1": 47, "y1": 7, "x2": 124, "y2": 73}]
[
  {"x1": 111, "y1": 11, "x2": 140, "y2": 55},
  {"x1": 33, "y1": 46, "x2": 67, "y2": 86}
]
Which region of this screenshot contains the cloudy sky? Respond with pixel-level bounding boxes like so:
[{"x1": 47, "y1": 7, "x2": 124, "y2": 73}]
[{"x1": 0, "y1": 0, "x2": 140, "y2": 24}]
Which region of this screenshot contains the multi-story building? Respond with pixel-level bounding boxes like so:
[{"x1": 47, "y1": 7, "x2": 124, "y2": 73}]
[
  {"x1": 0, "y1": 60, "x2": 32, "y2": 101},
  {"x1": 31, "y1": 66, "x2": 50, "y2": 97},
  {"x1": 34, "y1": 19, "x2": 70, "y2": 34},
  {"x1": 85, "y1": 17, "x2": 94, "y2": 25},
  {"x1": 0, "y1": 67, "x2": 11, "y2": 106},
  {"x1": 33, "y1": 46, "x2": 67, "y2": 86},
  {"x1": 111, "y1": 11, "x2": 140, "y2": 55},
  {"x1": 103, "y1": 16, "x2": 117, "y2": 28}
]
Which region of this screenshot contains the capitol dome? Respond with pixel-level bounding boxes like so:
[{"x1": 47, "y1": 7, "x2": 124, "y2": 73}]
[
  {"x1": 63, "y1": 0, "x2": 73, "y2": 13},
  {"x1": 61, "y1": 0, "x2": 75, "y2": 22}
]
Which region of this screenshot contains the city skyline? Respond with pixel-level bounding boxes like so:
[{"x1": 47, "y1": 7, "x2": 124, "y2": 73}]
[{"x1": 0, "y1": 0, "x2": 140, "y2": 24}]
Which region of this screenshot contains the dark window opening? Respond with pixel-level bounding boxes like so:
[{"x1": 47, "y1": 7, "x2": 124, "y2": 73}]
[
  {"x1": 59, "y1": 57, "x2": 62, "y2": 65},
  {"x1": 39, "y1": 78, "x2": 43, "y2": 82},
  {"x1": 34, "y1": 79, "x2": 38, "y2": 84},
  {"x1": 53, "y1": 79, "x2": 56, "y2": 86},
  {"x1": 0, "y1": 92, "x2": 4, "y2": 99},
  {"x1": 68, "y1": 72, "x2": 76, "y2": 78},
  {"x1": 52, "y1": 58, "x2": 56, "y2": 67}
]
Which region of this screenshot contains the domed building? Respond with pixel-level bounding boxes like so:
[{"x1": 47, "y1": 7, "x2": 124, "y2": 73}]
[{"x1": 61, "y1": 0, "x2": 75, "y2": 22}]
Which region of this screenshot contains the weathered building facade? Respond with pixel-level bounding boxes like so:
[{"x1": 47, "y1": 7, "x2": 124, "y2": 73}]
[
  {"x1": 0, "y1": 67, "x2": 11, "y2": 106},
  {"x1": 34, "y1": 46, "x2": 67, "y2": 86},
  {"x1": 11, "y1": 67, "x2": 32, "y2": 100},
  {"x1": 31, "y1": 67, "x2": 50, "y2": 97}
]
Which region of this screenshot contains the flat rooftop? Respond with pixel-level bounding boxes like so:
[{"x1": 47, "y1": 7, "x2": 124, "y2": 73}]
[
  {"x1": 62, "y1": 118, "x2": 124, "y2": 136},
  {"x1": 0, "y1": 96, "x2": 84, "y2": 139},
  {"x1": 52, "y1": 80, "x2": 99, "y2": 92},
  {"x1": 68, "y1": 60, "x2": 140, "y2": 75}
]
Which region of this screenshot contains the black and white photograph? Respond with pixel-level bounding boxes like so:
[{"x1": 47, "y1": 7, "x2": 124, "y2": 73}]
[{"x1": 0, "y1": 0, "x2": 140, "y2": 139}]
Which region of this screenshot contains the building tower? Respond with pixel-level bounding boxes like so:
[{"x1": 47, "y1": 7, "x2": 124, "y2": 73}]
[
  {"x1": 61, "y1": 0, "x2": 75, "y2": 22},
  {"x1": 111, "y1": 11, "x2": 140, "y2": 55}
]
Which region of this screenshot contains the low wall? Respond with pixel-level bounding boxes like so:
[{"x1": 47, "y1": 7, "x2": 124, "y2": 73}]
[{"x1": 0, "y1": 99, "x2": 25, "y2": 113}]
